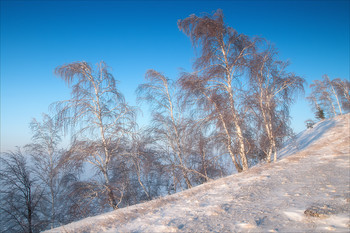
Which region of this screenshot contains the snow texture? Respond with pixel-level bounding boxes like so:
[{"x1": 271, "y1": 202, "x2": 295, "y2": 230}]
[{"x1": 45, "y1": 114, "x2": 350, "y2": 233}]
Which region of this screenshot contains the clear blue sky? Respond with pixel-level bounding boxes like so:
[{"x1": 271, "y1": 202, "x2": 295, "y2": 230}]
[{"x1": 1, "y1": 0, "x2": 349, "y2": 152}]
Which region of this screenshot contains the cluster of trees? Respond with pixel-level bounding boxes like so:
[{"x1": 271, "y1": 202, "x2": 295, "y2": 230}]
[
  {"x1": 307, "y1": 74, "x2": 350, "y2": 121},
  {"x1": 3, "y1": 10, "x2": 338, "y2": 232}
]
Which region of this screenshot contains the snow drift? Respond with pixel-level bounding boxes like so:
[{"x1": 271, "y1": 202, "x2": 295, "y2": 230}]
[{"x1": 46, "y1": 114, "x2": 350, "y2": 232}]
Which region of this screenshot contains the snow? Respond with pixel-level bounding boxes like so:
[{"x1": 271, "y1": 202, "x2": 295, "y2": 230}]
[{"x1": 45, "y1": 114, "x2": 350, "y2": 233}]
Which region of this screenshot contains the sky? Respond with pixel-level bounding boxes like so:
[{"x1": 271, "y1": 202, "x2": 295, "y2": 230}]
[{"x1": 1, "y1": 0, "x2": 349, "y2": 152}]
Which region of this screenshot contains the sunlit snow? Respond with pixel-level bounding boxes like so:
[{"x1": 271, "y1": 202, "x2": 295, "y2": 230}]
[{"x1": 46, "y1": 114, "x2": 350, "y2": 233}]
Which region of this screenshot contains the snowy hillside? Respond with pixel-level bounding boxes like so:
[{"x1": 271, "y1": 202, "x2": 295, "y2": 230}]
[{"x1": 46, "y1": 114, "x2": 350, "y2": 233}]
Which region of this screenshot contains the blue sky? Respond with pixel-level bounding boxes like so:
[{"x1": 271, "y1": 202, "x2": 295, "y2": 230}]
[{"x1": 1, "y1": 0, "x2": 349, "y2": 152}]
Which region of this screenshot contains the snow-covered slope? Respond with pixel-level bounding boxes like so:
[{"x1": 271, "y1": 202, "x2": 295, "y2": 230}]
[{"x1": 46, "y1": 114, "x2": 350, "y2": 233}]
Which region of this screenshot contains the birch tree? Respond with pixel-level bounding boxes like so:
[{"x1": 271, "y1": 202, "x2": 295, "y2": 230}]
[
  {"x1": 128, "y1": 130, "x2": 165, "y2": 200},
  {"x1": 323, "y1": 75, "x2": 343, "y2": 115},
  {"x1": 248, "y1": 45, "x2": 304, "y2": 162},
  {"x1": 331, "y1": 78, "x2": 350, "y2": 112},
  {"x1": 137, "y1": 70, "x2": 193, "y2": 189},
  {"x1": 25, "y1": 113, "x2": 77, "y2": 229},
  {"x1": 178, "y1": 10, "x2": 256, "y2": 172},
  {"x1": 0, "y1": 149, "x2": 45, "y2": 233},
  {"x1": 307, "y1": 79, "x2": 335, "y2": 117},
  {"x1": 307, "y1": 75, "x2": 349, "y2": 117},
  {"x1": 186, "y1": 122, "x2": 227, "y2": 183},
  {"x1": 53, "y1": 61, "x2": 136, "y2": 210}
]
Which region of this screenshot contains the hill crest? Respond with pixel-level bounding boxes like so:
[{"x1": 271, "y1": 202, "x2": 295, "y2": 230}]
[{"x1": 46, "y1": 114, "x2": 350, "y2": 232}]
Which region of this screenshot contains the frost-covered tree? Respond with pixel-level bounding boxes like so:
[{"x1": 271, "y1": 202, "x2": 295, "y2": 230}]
[
  {"x1": 307, "y1": 75, "x2": 349, "y2": 117},
  {"x1": 332, "y1": 78, "x2": 350, "y2": 112},
  {"x1": 137, "y1": 70, "x2": 194, "y2": 189},
  {"x1": 178, "y1": 10, "x2": 257, "y2": 172},
  {"x1": 323, "y1": 75, "x2": 343, "y2": 115},
  {"x1": 53, "y1": 61, "x2": 136, "y2": 210},
  {"x1": 25, "y1": 113, "x2": 77, "y2": 229},
  {"x1": 247, "y1": 44, "x2": 304, "y2": 162},
  {"x1": 128, "y1": 130, "x2": 165, "y2": 200}
]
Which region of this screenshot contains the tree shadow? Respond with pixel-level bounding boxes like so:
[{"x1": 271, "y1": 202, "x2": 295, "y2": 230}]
[{"x1": 278, "y1": 119, "x2": 336, "y2": 159}]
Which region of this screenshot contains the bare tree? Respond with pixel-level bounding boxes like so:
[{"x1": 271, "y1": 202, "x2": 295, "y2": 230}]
[
  {"x1": 308, "y1": 80, "x2": 335, "y2": 117},
  {"x1": 178, "y1": 10, "x2": 257, "y2": 172},
  {"x1": 323, "y1": 75, "x2": 343, "y2": 115},
  {"x1": 53, "y1": 61, "x2": 136, "y2": 210},
  {"x1": 307, "y1": 75, "x2": 349, "y2": 117},
  {"x1": 306, "y1": 89, "x2": 323, "y2": 117},
  {"x1": 248, "y1": 44, "x2": 305, "y2": 162},
  {"x1": 0, "y1": 149, "x2": 45, "y2": 233},
  {"x1": 25, "y1": 113, "x2": 77, "y2": 229},
  {"x1": 129, "y1": 132, "x2": 151, "y2": 200},
  {"x1": 128, "y1": 130, "x2": 166, "y2": 201},
  {"x1": 186, "y1": 122, "x2": 228, "y2": 183},
  {"x1": 137, "y1": 70, "x2": 193, "y2": 189},
  {"x1": 332, "y1": 78, "x2": 350, "y2": 112}
]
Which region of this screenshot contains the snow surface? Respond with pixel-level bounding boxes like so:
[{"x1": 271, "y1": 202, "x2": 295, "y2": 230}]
[{"x1": 45, "y1": 114, "x2": 350, "y2": 233}]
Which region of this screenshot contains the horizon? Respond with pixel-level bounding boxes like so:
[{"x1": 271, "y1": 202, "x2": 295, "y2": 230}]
[{"x1": 1, "y1": 0, "x2": 349, "y2": 153}]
